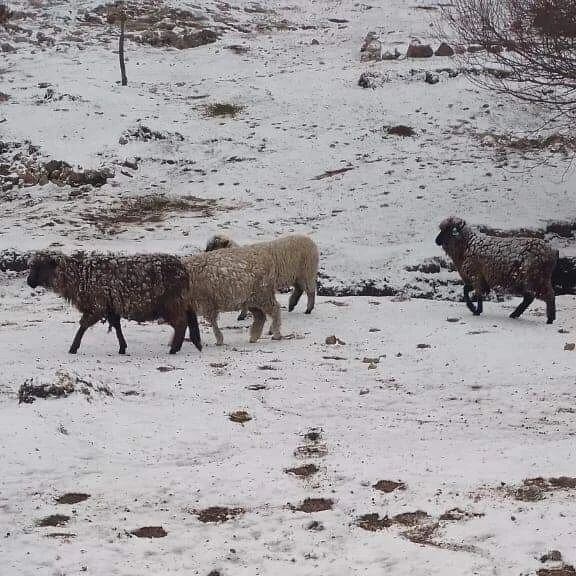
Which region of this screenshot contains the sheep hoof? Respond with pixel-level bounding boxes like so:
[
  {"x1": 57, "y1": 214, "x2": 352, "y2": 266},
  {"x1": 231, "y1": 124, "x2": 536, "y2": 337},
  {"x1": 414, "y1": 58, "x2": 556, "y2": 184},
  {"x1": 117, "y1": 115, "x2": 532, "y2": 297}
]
[
  {"x1": 271, "y1": 333, "x2": 283, "y2": 341},
  {"x1": 305, "y1": 309, "x2": 313, "y2": 315},
  {"x1": 119, "y1": 349, "x2": 126, "y2": 355},
  {"x1": 68, "y1": 347, "x2": 78, "y2": 354},
  {"x1": 249, "y1": 337, "x2": 259, "y2": 343},
  {"x1": 547, "y1": 318, "x2": 554, "y2": 324},
  {"x1": 288, "y1": 306, "x2": 295, "y2": 312}
]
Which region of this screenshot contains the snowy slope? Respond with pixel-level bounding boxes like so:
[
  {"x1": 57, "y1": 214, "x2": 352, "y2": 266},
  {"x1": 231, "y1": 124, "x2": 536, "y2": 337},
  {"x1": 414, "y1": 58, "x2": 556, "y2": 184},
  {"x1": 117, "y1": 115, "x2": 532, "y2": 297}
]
[{"x1": 2, "y1": 1, "x2": 576, "y2": 575}]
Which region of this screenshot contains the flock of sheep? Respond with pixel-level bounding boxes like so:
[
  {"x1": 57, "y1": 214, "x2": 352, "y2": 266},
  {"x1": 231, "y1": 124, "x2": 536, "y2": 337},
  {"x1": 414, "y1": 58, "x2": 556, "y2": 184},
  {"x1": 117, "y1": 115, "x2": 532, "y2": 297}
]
[{"x1": 25, "y1": 216, "x2": 563, "y2": 355}]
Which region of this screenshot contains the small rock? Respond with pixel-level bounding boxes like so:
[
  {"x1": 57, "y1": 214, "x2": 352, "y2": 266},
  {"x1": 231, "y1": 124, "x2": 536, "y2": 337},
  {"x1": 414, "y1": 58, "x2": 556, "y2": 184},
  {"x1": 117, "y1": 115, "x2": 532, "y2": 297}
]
[
  {"x1": 435, "y1": 42, "x2": 454, "y2": 56},
  {"x1": 467, "y1": 44, "x2": 484, "y2": 53},
  {"x1": 306, "y1": 520, "x2": 324, "y2": 531},
  {"x1": 360, "y1": 32, "x2": 382, "y2": 62},
  {"x1": 564, "y1": 343, "x2": 575, "y2": 351},
  {"x1": 229, "y1": 410, "x2": 252, "y2": 424},
  {"x1": 369, "y1": 327, "x2": 381, "y2": 332},
  {"x1": 362, "y1": 357, "x2": 380, "y2": 364},
  {"x1": 367, "y1": 363, "x2": 377, "y2": 370},
  {"x1": 1, "y1": 43, "x2": 16, "y2": 53},
  {"x1": 381, "y1": 48, "x2": 401, "y2": 60},
  {"x1": 446, "y1": 317, "x2": 460, "y2": 323},
  {"x1": 359, "y1": 388, "x2": 370, "y2": 395},
  {"x1": 358, "y1": 71, "x2": 388, "y2": 89},
  {"x1": 424, "y1": 71, "x2": 439, "y2": 84},
  {"x1": 387, "y1": 125, "x2": 415, "y2": 137},
  {"x1": 311, "y1": 38, "x2": 319, "y2": 45},
  {"x1": 541, "y1": 551, "x2": 563, "y2": 563},
  {"x1": 406, "y1": 42, "x2": 433, "y2": 58},
  {"x1": 416, "y1": 343, "x2": 431, "y2": 349},
  {"x1": 325, "y1": 335, "x2": 345, "y2": 345}
]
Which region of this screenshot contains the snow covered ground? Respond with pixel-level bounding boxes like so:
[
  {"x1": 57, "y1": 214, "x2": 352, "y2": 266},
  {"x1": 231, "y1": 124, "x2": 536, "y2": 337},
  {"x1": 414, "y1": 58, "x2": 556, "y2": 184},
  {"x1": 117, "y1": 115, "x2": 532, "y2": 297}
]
[{"x1": 2, "y1": 0, "x2": 576, "y2": 574}]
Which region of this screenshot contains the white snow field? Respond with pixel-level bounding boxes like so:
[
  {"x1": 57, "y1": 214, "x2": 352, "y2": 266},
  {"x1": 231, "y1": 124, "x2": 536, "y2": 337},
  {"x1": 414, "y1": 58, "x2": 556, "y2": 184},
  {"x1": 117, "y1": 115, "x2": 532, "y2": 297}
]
[{"x1": 2, "y1": 0, "x2": 576, "y2": 575}]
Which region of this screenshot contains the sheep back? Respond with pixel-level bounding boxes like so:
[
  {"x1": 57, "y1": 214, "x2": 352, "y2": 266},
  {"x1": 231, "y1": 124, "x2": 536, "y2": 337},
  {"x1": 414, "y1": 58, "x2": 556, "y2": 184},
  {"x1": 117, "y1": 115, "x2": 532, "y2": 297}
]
[{"x1": 30, "y1": 251, "x2": 189, "y2": 322}]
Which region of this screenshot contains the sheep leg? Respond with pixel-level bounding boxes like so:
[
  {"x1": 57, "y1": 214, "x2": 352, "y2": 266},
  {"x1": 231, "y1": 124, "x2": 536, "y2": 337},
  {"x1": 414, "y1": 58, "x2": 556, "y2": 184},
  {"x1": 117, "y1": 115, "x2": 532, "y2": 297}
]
[
  {"x1": 304, "y1": 288, "x2": 315, "y2": 314},
  {"x1": 288, "y1": 284, "x2": 304, "y2": 312},
  {"x1": 510, "y1": 294, "x2": 534, "y2": 319},
  {"x1": 237, "y1": 306, "x2": 249, "y2": 321},
  {"x1": 542, "y1": 284, "x2": 556, "y2": 324},
  {"x1": 169, "y1": 319, "x2": 187, "y2": 354},
  {"x1": 69, "y1": 313, "x2": 100, "y2": 354},
  {"x1": 187, "y1": 310, "x2": 202, "y2": 352},
  {"x1": 206, "y1": 311, "x2": 224, "y2": 346},
  {"x1": 108, "y1": 312, "x2": 127, "y2": 355},
  {"x1": 463, "y1": 285, "x2": 478, "y2": 314},
  {"x1": 248, "y1": 307, "x2": 266, "y2": 343}
]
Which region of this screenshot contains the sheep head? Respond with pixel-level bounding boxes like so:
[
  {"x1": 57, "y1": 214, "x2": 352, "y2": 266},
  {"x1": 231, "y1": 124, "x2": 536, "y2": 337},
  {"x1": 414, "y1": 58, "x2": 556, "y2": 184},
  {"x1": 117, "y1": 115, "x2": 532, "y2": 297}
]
[
  {"x1": 27, "y1": 252, "x2": 60, "y2": 289},
  {"x1": 205, "y1": 234, "x2": 237, "y2": 252},
  {"x1": 435, "y1": 216, "x2": 467, "y2": 247}
]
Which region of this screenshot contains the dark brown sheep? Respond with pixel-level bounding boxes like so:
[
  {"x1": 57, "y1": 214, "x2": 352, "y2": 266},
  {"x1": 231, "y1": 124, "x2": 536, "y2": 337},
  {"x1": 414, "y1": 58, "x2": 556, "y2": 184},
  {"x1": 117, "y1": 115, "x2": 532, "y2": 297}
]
[
  {"x1": 27, "y1": 251, "x2": 201, "y2": 354},
  {"x1": 436, "y1": 216, "x2": 558, "y2": 323}
]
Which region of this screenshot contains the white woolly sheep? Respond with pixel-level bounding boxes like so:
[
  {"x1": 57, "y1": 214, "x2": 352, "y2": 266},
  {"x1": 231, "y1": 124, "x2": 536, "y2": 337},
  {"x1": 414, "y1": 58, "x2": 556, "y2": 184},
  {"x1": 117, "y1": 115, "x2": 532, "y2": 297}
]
[
  {"x1": 27, "y1": 251, "x2": 202, "y2": 354},
  {"x1": 435, "y1": 216, "x2": 558, "y2": 323},
  {"x1": 205, "y1": 233, "x2": 319, "y2": 320},
  {"x1": 182, "y1": 247, "x2": 282, "y2": 345}
]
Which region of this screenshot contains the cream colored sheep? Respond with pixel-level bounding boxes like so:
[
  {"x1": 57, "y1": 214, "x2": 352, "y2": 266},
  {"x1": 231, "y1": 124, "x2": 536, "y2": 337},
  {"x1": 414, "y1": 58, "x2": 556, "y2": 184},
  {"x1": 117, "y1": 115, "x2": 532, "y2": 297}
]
[
  {"x1": 182, "y1": 247, "x2": 282, "y2": 345},
  {"x1": 205, "y1": 234, "x2": 319, "y2": 319}
]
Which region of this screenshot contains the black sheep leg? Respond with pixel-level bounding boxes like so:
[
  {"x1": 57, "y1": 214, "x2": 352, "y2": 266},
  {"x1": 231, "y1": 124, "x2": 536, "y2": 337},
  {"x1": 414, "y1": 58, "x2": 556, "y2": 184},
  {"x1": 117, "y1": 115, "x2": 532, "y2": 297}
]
[
  {"x1": 69, "y1": 313, "x2": 100, "y2": 354},
  {"x1": 187, "y1": 310, "x2": 202, "y2": 351},
  {"x1": 288, "y1": 284, "x2": 304, "y2": 312},
  {"x1": 108, "y1": 312, "x2": 127, "y2": 354},
  {"x1": 510, "y1": 294, "x2": 535, "y2": 319},
  {"x1": 169, "y1": 320, "x2": 187, "y2": 354},
  {"x1": 463, "y1": 285, "x2": 478, "y2": 314}
]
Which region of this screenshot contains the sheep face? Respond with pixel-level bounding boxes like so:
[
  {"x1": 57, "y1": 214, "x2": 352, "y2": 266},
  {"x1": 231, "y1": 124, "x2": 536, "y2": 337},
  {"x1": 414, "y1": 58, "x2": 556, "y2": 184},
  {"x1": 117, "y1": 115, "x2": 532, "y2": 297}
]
[
  {"x1": 205, "y1": 235, "x2": 234, "y2": 252},
  {"x1": 27, "y1": 254, "x2": 58, "y2": 289},
  {"x1": 435, "y1": 217, "x2": 467, "y2": 247}
]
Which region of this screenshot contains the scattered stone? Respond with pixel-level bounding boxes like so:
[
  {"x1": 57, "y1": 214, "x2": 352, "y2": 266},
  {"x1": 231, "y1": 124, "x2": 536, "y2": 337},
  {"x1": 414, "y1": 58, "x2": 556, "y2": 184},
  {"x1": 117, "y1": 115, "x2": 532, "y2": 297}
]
[
  {"x1": 328, "y1": 18, "x2": 349, "y2": 23},
  {"x1": 358, "y1": 71, "x2": 389, "y2": 88},
  {"x1": 564, "y1": 343, "x2": 575, "y2": 351},
  {"x1": 229, "y1": 411, "x2": 252, "y2": 424},
  {"x1": 325, "y1": 335, "x2": 345, "y2": 345},
  {"x1": 291, "y1": 498, "x2": 333, "y2": 513},
  {"x1": 285, "y1": 463, "x2": 319, "y2": 478},
  {"x1": 157, "y1": 365, "x2": 177, "y2": 372},
  {"x1": 373, "y1": 480, "x2": 406, "y2": 493},
  {"x1": 416, "y1": 343, "x2": 431, "y2": 349},
  {"x1": 392, "y1": 510, "x2": 430, "y2": 526},
  {"x1": 541, "y1": 551, "x2": 563, "y2": 563},
  {"x1": 406, "y1": 42, "x2": 433, "y2": 58},
  {"x1": 369, "y1": 327, "x2": 381, "y2": 332},
  {"x1": 514, "y1": 484, "x2": 544, "y2": 502},
  {"x1": 435, "y1": 42, "x2": 454, "y2": 56},
  {"x1": 446, "y1": 317, "x2": 460, "y2": 323},
  {"x1": 311, "y1": 38, "x2": 319, "y2": 45},
  {"x1": 1, "y1": 43, "x2": 16, "y2": 53},
  {"x1": 0, "y1": 92, "x2": 10, "y2": 102},
  {"x1": 537, "y1": 567, "x2": 576, "y2": 576},
  {"x1": 439, "y1": 507, "x2": 484, "y2": 521},
  {"x1": 467, "y1": 44, "x2": 484, "y2": 53},
  {"x1": 131, "y1": 526, "x2": 167, "y2": 538},
  {"x1": 387, "y1": 125, "x2": 415, "y2": 137},
  {"x1": 360, "y1": 31, "x2": 382, "y2": 62},
  {"x1": 306, "y1": 520, "x2": 324, "y2": 531},
  {"x1": 362, "y1": 357, "x2": 381, "y2": 364},
  {"x1": 37, "y1": 514, "x2": 70, "y2": 527},
  {"x1": 56, "y1": 493, "x2": 90, "y2": 505},
  {"x1": 381, "y1": 48, "x2": 401, "y2": 60},
  {"x1": 424, "y1": 71, "x2": 439, "y2": 85}
]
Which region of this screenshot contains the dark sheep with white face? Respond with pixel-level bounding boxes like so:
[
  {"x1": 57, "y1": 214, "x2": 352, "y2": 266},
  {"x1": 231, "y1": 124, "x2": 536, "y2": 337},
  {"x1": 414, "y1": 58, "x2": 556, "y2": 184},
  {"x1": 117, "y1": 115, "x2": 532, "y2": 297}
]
[
  {"x1": 27, "y1": 251, "x2": 202, "y2": 355},
  {"x1": 436, "y1": 216, "x2": 559, "y2": 324}
]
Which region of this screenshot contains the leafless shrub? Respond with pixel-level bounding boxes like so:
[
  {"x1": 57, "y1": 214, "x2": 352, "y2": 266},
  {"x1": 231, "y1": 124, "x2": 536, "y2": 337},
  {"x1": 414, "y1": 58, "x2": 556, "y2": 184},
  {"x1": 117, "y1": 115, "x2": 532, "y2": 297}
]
[{"x1": 442, "y1": 0, "x2": 576, "y2": 120}]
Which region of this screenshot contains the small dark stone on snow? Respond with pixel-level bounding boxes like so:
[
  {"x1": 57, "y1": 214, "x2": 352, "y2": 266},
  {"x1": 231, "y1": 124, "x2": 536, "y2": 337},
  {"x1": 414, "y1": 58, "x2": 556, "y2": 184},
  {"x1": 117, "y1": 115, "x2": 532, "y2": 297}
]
[
  {"x1": 435, "y1": 42, "x2": 454, "y2": 56},
  {"x1": 541, "y1": 551, "x2": 563, "y2": 563},
  {"x1": 406, "y1": 43, "x2": 433, "y2": 58},
  {"x1": 425, "y1": 72, "x2": 439, "y2": 85},
  {"x1": 446, "y1": 317, "x2": 460, "y2": 323},
  {"x1": 387, "y1": 125, "x2": 415, "y2": 137},
  {"x1": 416, "y1": 343, "x2": 431, "y2": 349}
]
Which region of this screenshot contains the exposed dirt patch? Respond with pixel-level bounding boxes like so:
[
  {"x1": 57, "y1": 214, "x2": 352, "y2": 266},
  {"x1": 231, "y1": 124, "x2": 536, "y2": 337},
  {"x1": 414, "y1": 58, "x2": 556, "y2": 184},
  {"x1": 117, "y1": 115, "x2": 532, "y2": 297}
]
[
  {"x1": 285, "y1": 463, "x2": 319, "y2": 478},
  {"x1": 37, "y1": 514, "x2": 70, "y2": 527},
  {"x1": 294, "y1": 444, "x2": 328, "y2": 458},
  {"x1": 196, "y1": 506, "x2": 245, "y2": 524},
  {"x1": 82, "y1": 194, "x2": 217, "y2": 234},
  {"x1": 478, "y1": 131, "x2": 576, "y2": 155},
  {"x1": 291, "y1": 498, "x2": 333, "y2": 513},
  {"x1": 512, "y1": 477, "x2": 576, "y2": 501},
  {"x1": 204, "y1": 102, "x2": 244, "y2": 118},
  {"x1": 19, "y1": 374, "x2": 75, "y2": 404},
  {"x1": 439, "y1": 507, "x2": 484, "y2": 521},
  {"x1": 317, "y1": 278, "x2": 397, "y2": 297},
  {"x1": 393, "y1": 510, "x2": 430, "y2": 526},
  {"x1": 356, "y1": 513, "x2": 393, "y2": 531},
  {"x1": 119, "y1": 124, "x2": 184, "y2": 144},
  {"x1": 56, "y1": 493, "x2": 90, "y2": 505},
  {"x1": 131, "y1": 526, "x2": 167, "y2": 538},
  {"x1": 373, "y1": 480, "x2": 406, "y2": 493},
  {"x1": 537, "y1": 567, "x2": 576, "y2": 576}
]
